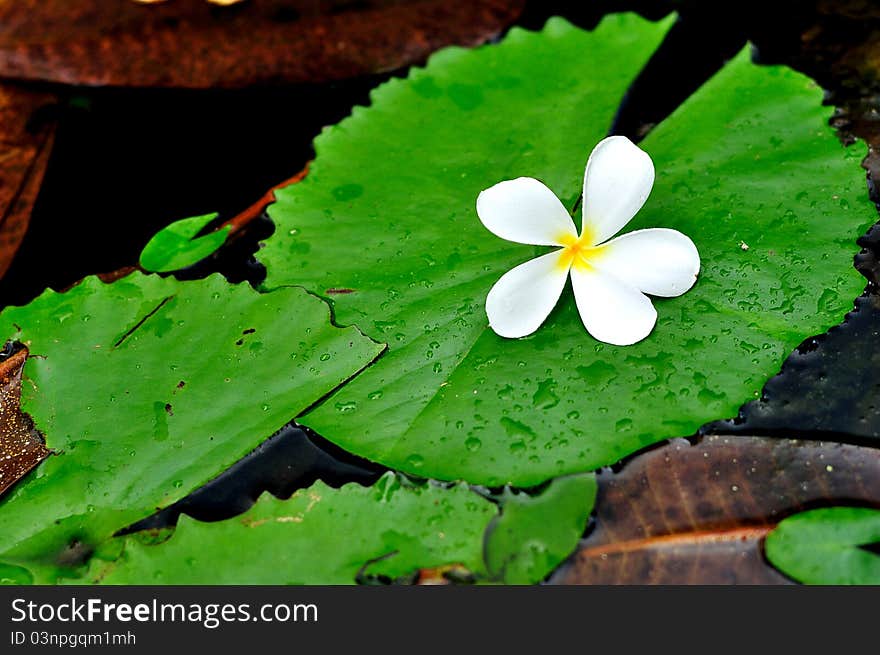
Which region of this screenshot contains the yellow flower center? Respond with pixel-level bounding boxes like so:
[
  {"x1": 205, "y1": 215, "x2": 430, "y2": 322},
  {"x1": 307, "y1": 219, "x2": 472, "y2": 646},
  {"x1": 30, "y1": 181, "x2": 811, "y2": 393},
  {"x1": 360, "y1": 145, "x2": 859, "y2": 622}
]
[{"x1": 556, "y1": 229, "x2": 605, "y2": 272}]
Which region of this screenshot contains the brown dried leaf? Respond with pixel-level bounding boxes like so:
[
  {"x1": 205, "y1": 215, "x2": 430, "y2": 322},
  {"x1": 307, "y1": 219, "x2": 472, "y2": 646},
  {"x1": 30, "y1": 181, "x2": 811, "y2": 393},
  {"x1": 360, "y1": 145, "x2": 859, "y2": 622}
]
[
  {"x1": 549, "y1": 435, "x2": 880, "y2": 585},
  {"x1": 0, "y1": 345, "x2": 50, "y2": 498},
  {"x1": 134, "y1": 0, "x2": 247, "y2": 5},
  {"x1": 0, "y1": 0, "x2": 524, "y2": 89},
  {"x1": 0, "y1": 84, "x2": 56, "y2": 279},
  {"x1": 414, "y1": 563, "x2": 475, "y2": 585}
]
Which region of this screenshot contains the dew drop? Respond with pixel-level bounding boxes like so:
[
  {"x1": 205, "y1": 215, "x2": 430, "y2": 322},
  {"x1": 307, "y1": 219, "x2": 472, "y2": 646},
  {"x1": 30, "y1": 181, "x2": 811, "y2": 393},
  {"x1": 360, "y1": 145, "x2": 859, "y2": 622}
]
[{"x1": 335, "y1": 401, "x2": 358, "y2": 413}]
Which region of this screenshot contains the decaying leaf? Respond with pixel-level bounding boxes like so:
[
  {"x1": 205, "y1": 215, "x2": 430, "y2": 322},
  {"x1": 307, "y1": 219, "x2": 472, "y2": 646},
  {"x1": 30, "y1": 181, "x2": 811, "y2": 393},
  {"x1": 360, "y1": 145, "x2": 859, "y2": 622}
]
[
  {"x1": 134, "y1": 0, "x2": 246, "y2": 5},
  {"x1": 412, "y1": 563, "x2": 476, "y2": 585},
  {"x1": 549, "y1": 435, "x2": 880, "y2": 585},
  {"x1": 0, "y1": 344, "x2": 49, "y2": 498},
  {"x1": 0, "y1": 84, "x2": 56, "y2": 280},
  {"x1": 0, "y1": 0, "x2": 524, "y2": 89}
]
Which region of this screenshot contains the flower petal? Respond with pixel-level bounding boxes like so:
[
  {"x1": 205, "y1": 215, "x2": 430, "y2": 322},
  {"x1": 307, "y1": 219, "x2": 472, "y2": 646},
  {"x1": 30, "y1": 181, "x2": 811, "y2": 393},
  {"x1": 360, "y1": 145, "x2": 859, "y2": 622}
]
[
  {"x1": 486, "y1": 250, "x2": 569, "y2": 338},
  {"x1": 570, "y1": 267, "x2": 657, "y2": 346},
  {"x1": 477, "y1": 177, "x2": 577, "y2": 246},
  {"x1": 592, "y1": 228, "x2": 700, "y2": 297},
  {"x1": 582, "y1": 135, "x2": 655, "y2": 245}
]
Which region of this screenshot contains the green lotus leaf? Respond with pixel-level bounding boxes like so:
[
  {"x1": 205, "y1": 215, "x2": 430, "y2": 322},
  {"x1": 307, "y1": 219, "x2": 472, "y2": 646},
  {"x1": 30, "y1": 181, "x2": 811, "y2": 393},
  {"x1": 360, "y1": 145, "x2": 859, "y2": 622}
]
[
  {"x1": 262, "y1": 15, "x2": 874, "y2": 486},
  {"x1": 0, "y1": 274, "x2": 384, "y2": 582},
  {"x1": 765, "y1": 507, "x2": 880, "y2": 585},
  {"x1": 485, "y1": 472, "x2": 596, "y2": 584},
  {"x1": 83, "y1": 474, "x2": 496, "y2": 585}
]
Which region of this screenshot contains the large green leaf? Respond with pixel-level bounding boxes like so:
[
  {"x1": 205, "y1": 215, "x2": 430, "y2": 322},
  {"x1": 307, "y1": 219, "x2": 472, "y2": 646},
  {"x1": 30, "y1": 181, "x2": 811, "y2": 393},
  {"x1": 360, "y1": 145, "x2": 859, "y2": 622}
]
[
  {"x1": 765, "y1": 507, "x2": 880, "y2": 585},
  {"x1": 0, "y1": 274, "x2": 383, "y2": 582},
  {"x1": 83, "y1": 474, "x2": 497, "y2": 584},
  {"x1": 262, "y1": 15, "x2": 874, "y2": 486},
  {"x1": 484, "y1": 472, "x2": 596, "y2": 584}
]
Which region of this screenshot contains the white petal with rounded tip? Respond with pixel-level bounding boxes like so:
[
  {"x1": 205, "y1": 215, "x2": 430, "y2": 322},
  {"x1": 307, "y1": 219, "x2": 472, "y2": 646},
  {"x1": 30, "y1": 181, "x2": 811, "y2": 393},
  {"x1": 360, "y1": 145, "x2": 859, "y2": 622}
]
[
  {"x1": 570, "y1": 267, "x2": 657, "y2": 346},
  {"x1": 486, "y1": 250, "x2": 569, "y2": 338},
  {"x1": 582, "y1": 135, "x2": 655, "y2": 245},
  {"x1": 477, "y1": 177, "x2": 577, "y2": 246},
  {"x1": 592, "y1": 228, "x2": 700, "y2": 297}
]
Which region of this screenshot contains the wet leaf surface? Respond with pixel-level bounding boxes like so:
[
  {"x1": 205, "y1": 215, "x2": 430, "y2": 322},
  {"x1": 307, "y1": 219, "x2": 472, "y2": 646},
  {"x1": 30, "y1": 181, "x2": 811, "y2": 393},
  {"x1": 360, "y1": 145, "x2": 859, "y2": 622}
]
[
  {"x1": 661, "y1": 0, "x2": 880, "y2": 455},
  {"x1": 0, "y1": 0, "x2": 523, "y2": 89},
  {"x1": 122, "y1": 422, "x2": 386, "y2": 532},
  {"x1": 266, "y1": 14, "x2": 676, "y2": 486},
  {"x1": 484, "y1": 473, "x2": 596, "y2": 584},
  {"x1": 0, "y1": 84, "x2": 56, "y2": 280},
  {"x1": 265, "y1": 15, "x2": 872, "y2": 487},
  {"x1": 0, "y1": 274, "x2": 384, "y2": 582},
  {"x1": 2, "y1": 0, "x2": 880, "y2": 585},
  {"x1": 83, "y1": 474, "x2": 497, "y2": 585},
  {"x1": 702, "y1": 101, "x2": 880, "y2": 445},
  {"x1": 549, "y1": 435, "x2": 880, "y2": 585},
  {"x1": 0, "y1": 345, "x2": 49, "y2": 499}
]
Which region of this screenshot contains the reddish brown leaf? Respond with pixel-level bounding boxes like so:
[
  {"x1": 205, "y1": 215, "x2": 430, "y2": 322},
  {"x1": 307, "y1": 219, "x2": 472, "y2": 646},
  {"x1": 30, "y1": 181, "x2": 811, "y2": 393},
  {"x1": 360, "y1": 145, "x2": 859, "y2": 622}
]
[
  {"x1": 96, "y1": 267, "x2": 138, "y2": 285},
  {"x1": 0, "y1": 345, "x2": 50, "y2": 498},
  {"x1": 414, "y1": 563, "x2": 475, "y2": 585},
  {"x1": 222, "y1": 163, "x2": 309, "y2": 236},
  {"x1": 0, "y1": 84, "x2": 56, "y2": 279},
  {"x1": 134, "y1": 0, "x2": 247, "y2": 5},
  {"x1": 0, "y1": 0, "x2": 524, "y2": 89},
  {"x1": 549, "y1": 436, "x2": 880, "y2": 585}
]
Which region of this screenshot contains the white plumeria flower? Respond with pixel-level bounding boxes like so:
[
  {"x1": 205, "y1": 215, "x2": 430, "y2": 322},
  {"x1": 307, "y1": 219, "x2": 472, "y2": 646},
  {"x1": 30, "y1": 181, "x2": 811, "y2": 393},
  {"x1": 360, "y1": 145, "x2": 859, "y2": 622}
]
[{"x1": 477, "y1": 135, "x2": 700, "y2": 346}]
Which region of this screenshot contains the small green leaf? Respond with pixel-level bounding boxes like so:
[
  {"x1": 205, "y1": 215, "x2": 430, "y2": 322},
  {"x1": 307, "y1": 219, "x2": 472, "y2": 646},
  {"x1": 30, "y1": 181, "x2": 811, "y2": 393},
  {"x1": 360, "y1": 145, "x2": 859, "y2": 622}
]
[
  {"x1": 765, "y1": 507, "x2": 880, "y2": 585},
  {"x1": 484, "y1": 473, "x2": 596, "y2": 584},
  {"x1": 139, "y1": 213, "x2": 230, "y2": 273},
  {"x1": 83, "y1": 474, "x2": 498, "y2": 585},
  {"x1": 0, "y1": 274, "x2": 384, "y2": 582}
]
